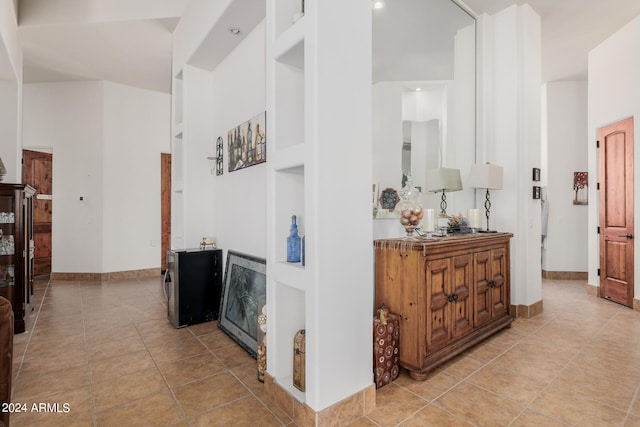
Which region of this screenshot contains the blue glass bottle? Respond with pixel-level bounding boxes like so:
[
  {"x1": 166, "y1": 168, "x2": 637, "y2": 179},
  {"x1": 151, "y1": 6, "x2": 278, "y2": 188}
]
[{"x1": 287, "y1": 215, "x2": 301, "y2": 263}]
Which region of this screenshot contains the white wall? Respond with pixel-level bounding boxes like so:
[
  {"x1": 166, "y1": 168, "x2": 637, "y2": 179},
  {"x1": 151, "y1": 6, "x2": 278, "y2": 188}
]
[
  {"x1": 174, "y1": 20, "x2": 266, "y2": 257},
  {"x1": 543, "y1": 81, "x2": 588, "y2": 273},
  {"x1": 588, "y1": 16, "x2": 640, "y2": 295},
  {"x1": 477, "y1": 4, "x2": 542, "y2": 308},
  {"x1": 0, "y1": 0, "x2": 22, "y2": 183},
  {"x1": 209, "y1": 19, "x2": 266, "y2": 258},
  {"x1": 23, "y1": 82, "x2": 105, "y2": 273},
  {"x1": 181, "y1": 64, "x2": 215, "y2": 248},
  {"x1": 23, "y1": 81, "x2": 170, "y2": 274},
  {"x1": 102, "y1": 81, "x2": 171, "y2": 272}
]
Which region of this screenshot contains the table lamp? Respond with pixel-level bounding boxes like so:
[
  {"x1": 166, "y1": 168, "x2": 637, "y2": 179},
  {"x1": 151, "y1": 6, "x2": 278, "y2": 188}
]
[
  {"x1": 426, "y1": 167, "x2": 463, "y2": 216},
  {"x1": 467, "y1": 163, "x2": 503, "y2": 232}
]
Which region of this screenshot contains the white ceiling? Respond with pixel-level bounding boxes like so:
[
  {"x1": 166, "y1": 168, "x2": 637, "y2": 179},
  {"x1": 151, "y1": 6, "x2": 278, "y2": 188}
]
[
  {"x1": 464, "y1": 0, "x2": 640, "y2": 81},
  {"x1": 15, "y1": 0, "x2": 640, "y2": 93}
]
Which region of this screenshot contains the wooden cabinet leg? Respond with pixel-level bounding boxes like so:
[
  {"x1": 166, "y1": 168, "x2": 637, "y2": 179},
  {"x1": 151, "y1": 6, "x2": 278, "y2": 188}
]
[{"x1": 409, "y1": 370, "x2": 429, "y2": 381}]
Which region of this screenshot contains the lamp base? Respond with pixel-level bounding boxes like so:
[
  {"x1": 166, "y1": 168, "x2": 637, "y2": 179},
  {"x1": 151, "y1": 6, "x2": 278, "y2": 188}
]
[{"x1": 478, "y1": 229, "x2": 498, "y2": 233}]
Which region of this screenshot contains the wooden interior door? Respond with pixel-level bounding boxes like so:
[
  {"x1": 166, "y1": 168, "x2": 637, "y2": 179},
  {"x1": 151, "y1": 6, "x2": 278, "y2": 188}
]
[
  {"x1": 161, "y1": 153, "x2": 171, "y2": 272},
  {"x1": 22, "y1": 149, "x2": 52, "y2": 276},
  {"x1": 599, "y1": 117, "x2": 634, "y2": 307}
]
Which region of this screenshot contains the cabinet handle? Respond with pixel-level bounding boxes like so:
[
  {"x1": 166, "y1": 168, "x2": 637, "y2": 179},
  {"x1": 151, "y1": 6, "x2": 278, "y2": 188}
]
[
  {"x1": 447, "y1": 293, "x2": 459, "y2": 302},
  {"x1": 489, "y1": 280, "x2": 497, "y2": 288}
]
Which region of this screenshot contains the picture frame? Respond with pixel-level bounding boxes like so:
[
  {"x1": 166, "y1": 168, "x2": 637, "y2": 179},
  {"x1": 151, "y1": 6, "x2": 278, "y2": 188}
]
[
  {"x1": 573, "y1": 171, "x2": 588, "y2": 205},
  {"x1": 379, "y1": 188, "x2": 400, "y2": 210},
  {"x1": 532, "y1": 168, "x2": 541, "y2": 181},
  {"x1": 228, "y1": 111, "x2": 266, "y2": 172},
  {"x1": 218, "y1": 250, "x2": 266, "y2": 358},
  {"x1": 215, "y1": 136, "x2": 224, "y2": 176}
]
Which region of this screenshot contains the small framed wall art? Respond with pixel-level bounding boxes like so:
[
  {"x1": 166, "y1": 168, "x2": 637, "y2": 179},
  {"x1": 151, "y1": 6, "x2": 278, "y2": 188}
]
[{"x1": 228, "y1": 112, "x2": 266, "y2": 173}]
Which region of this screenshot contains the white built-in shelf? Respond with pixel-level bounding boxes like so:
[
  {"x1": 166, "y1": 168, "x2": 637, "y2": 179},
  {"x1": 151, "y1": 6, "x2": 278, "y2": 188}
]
[
  {"x1": 272, "y1": 144, "x2": 305, "y2": 172},
  {"x1": 273, "y1": 16, "x2": 306, "y2": 69},
  {"x1": 274, "y1": 262, "x2": 307, "y2": 291}
]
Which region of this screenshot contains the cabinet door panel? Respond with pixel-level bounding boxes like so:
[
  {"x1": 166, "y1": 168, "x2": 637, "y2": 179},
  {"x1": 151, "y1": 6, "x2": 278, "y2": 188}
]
[
  {"x1": 451, "y1": 254, "x2": 473, "y2": 338},
  {"x1": 426, "y1": 258, "x2": 451, "y2": 353},
  {"x1": 473, "y1": 250, "x2": 492, "y2": 327},
  {"x1": 490, "y1": 247, "x2": 508, "y2": 318}
]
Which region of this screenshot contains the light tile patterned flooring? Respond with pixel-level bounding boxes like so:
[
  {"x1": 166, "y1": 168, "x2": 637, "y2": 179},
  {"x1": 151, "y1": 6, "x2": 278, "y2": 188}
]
[{"x1": 8, "y1": 277, "x2": 640, "y2": 426}]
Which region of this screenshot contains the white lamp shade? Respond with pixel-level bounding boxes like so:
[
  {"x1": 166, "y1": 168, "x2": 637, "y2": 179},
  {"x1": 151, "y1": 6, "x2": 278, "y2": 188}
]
[
  {"x1": 467, "y1": 163, "x2": 503, "y2": 190},
  {"x1": 426, "y1": 167, "x2": 463, "y2": 193}
]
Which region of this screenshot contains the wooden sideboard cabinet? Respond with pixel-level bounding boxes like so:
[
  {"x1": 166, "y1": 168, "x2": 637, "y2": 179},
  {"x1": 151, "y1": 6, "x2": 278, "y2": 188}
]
[{"x1": 374, "y1": 232, "x2": 513, "y2": 380}]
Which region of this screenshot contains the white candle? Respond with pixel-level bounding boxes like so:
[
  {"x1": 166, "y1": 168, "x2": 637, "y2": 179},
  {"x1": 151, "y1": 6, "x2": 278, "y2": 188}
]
[
  {"x1": 468, "y1": 209, "x2": 480, "y2": 228},
  {"x1": 424, "y1": 209, "x2": 435, "y2": 232}
]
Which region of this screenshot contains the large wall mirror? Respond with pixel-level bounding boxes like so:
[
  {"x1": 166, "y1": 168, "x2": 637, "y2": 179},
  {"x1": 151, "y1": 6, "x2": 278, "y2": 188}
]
[{"x1": 372, "y1": 0, "x2": 476, "y2": 221}]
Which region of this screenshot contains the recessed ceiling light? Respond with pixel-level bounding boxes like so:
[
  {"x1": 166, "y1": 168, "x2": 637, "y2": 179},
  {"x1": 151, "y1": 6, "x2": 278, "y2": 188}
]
[
  {"x1": 373, "y1": 0, "x2": 385, "y2": 10},
  {"x1": 416, "y1": 88, "x2": 422, "y2": 92},
  {"x1": 229, "y1": 27, "x2": 241, "y2": 36}
]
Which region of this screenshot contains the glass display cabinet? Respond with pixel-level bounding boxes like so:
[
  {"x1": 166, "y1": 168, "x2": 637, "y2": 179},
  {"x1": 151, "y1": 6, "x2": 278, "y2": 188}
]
[{"x1": 0, "y1": 183, "x2": 35, "y2": 334}]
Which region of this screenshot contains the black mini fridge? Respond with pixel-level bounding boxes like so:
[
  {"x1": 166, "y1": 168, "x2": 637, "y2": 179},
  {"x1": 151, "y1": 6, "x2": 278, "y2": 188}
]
[{"x1": 165, "y1": 248, "x2": 222, "y2": 328}]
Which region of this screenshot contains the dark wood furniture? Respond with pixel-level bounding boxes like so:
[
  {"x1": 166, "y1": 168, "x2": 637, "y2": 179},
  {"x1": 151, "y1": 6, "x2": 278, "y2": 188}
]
[
  {"x1": 0, "y1": 183, "x2": 36, "y2": 334},
  {"x1": 374, "y1": 232, "x2": 513, "y2": 380}
]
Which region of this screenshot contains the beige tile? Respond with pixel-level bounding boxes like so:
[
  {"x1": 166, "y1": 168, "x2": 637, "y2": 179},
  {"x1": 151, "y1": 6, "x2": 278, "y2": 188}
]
[
  {"x1": 490, "y1": 348, "x2": 564, "y2": 384},
  {"x1": 15, "y1": 275, "x2": 640, "y2": 426},
  {"x1": 435, "y1": 353, "x2": 486, "y2": 379},
  {"x1": 188, "y1": 320, "x2": 219, "y2": 336},
  {"x1": 191, "y1": 396, "x2": 281, "y2": 427},
  {"x1": 317, "y1": 388, "x2": 366, "y2": 427},
  {"x1": 509, "y1": 409, "x2": 565, "y2": 427},
  {"x1": 92, "y1": 366, "x2": 169, "y2": 411},
  {"x1": 95, "y1": 391, "x2": 184, "y2": 427},
  {"x1": 400, "y1": 404, "x2": 473, "y2": 427},
  {"x1": 87, "y1": 333, "x2": 147, "y2": 362},
  {"x1": 467, "y1": 361, "x2": 547, "y2": 405},
  {"x1": 393, "y1": 369, "x2": 460, "y2": 402},
  {"x1": 12, "y1": 364, "x2": 91, "y2": 402},
  {"x1": 210, "y1": 342, "x2": 255, "y2": 369},
  {"x1": 146, "y1": 335, "x2": 209, "y2": 364},
  {"x1": 347, "y1": 417, "x2": 378, "y2": 426},
  {"x1": 626, "y1": 414, "x2": 640, "y2": 427},
  {"x1": 542, "y1": 367, "x2": 636, "y2": 413},
  {"x1": 531, "y1": 390, "x2": 627, "y2": 426},
  {"x1": 365, "y1": 383, "x2": 429, "y2": 426},
  {"x1": 197, "y1": 329, "x2": 239, "y2": 350},
  {"x1": 10, "y1": 386, "x2": 93, "y2": 427},
  {"x1": 159, "y1": 352, "x2": 226, "y2": 388},
  {"x1": 90, "y1": 349, "x2": 156, "y2": 383},
  {"x1": 173, "y1": 372, "x2": 250, "y2": 419},
  {"x1": 434, "y1": 381, "x2": 524, "y2": 427}
]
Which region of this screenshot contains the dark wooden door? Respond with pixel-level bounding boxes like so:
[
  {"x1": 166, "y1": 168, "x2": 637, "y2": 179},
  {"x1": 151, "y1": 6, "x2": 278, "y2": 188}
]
[
  {"x1": 161, "y1": 153, "x2": 171, "y2": 272},
  {"x1": 599, "y1": 117, "x2": 634, "y2": 307},
  {"x1": 22, "y1": 150, "x2": 52, "y2": 276}
]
